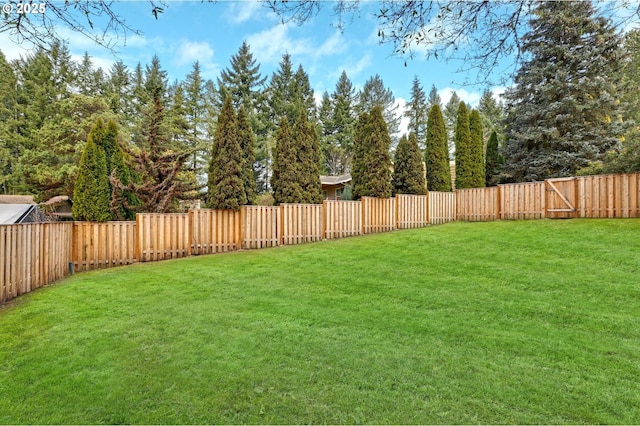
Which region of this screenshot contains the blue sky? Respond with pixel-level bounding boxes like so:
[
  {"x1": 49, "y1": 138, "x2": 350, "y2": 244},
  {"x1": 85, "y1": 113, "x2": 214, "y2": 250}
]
[{"x1": 1, "y1": 1, "x2": 510, "y2": 133}]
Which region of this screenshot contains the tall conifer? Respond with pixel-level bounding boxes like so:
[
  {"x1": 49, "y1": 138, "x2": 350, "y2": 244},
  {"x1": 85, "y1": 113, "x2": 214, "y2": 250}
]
[
  {"x1": 271, "y1": 117, "x2": 302, "y2": 204},
  {"x1": 469, "y1": 109, "x2": 485, "y2": 187},
  {"x1": 393, "y1": 133, "x2": 427, "y2": 195},
  {"x1": 425, "y1": 104, "x2": 452, "y2": 192},
  {"x1": 455, "y1": 102, "x2": 474, "y2": 189},
  {"x1": 73, "y1": 119, "x2": 112, "y2": 221}
]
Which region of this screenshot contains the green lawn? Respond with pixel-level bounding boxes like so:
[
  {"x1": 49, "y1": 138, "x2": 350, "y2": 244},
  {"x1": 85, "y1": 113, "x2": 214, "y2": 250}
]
[{"x1": 1, "y1": 219, "x2": 639, "y2": 424}]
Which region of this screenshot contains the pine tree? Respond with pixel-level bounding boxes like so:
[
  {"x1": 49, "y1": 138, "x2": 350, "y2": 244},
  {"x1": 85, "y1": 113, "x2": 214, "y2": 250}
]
[
  {"x1": 425, "y1": 104, "x2": 452, "y2": 192},
  {"x1": 477, "y1": 89, "x2": 505, "y2": 143},
  {"x1": 184, "y1": 61, "x2": 208, "y2": 178},
  {"x1": 72, "y1": 119, "x2": 112, "y2": 221},
  {"x1": 485, "y1": 130, "x2": 503, "y2": 186},
  {"x1": 404, "y1": 76, "x2": 428, "y2": 151},
  {"x1": 427, "y1": 85, "x2": 442, "y2": 110},
  {"x1": 0, "y1": 50, "x2": 18, "y2": 194},
  {"x1": 271, "y1": 116, "x2": 303, "y2": 204},
  {"x1": 469, "y1": 109, "x2": 485, "y2": 187},
  {"x1": 237, "y1": 105, "x2": 258, "y2": 205},
  {"x1": 393, "y1": 133, "x2": 427, "y2": 195},
  {"x1": 207, "y1": 96, "x2": 247, "y2": 211},
  {"x1": 352, "y1": 106, "x2": 393, "y2": 199},
  {"x1": 503, "y1": 0, "x2": 625, "y2": 181},
  {"x1": 318, "y1": 91, "x2": 339, "y2": 175},
  {"x1": 357, "y1": 74, "x2": 400, "y2": 139},
  {"x1": 330, "y1": 71, "x2": 357, "y2": 173},
  {"x1": 443, "y1": 91, "x2": 461, "y2": 158},
  {"x1": 293, "y1": 109, "x2": 323, "y2": 204},
  {"x1": 455, "y1": 102, "x2": 474, "y2": 189},
  {"x1": 106, "y1": 61, "x2": 133, "y2": 125}
]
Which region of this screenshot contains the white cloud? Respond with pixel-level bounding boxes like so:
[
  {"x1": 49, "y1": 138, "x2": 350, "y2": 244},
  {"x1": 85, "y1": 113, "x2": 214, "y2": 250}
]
[
  {"x1": 333, "y1": 53, "x2": 373, "y2": 82},
  {"x1": 314, "y1": 31, "x2": 348, "y2": 58},
  {"x1": 439, "y1": 87, "x2": 482, "y2": 108},
  {"x1": 174, "y1": 39, "x2": 214, "y2": 67},
  {"x1": 246, "y1": 24, "x2": 312, "y2": 64},
  {"x1": 225, "y1": 0, "x2": 264, "y2": 24}
]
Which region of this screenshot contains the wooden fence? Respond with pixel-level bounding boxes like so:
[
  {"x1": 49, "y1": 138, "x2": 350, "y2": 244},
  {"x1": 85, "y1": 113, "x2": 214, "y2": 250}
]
[
  {"x1": 324, "y1": 200, "x2": 361, "y2": 239},
  {"x1": 2, "y1": 172, "x2": 640, "y2": 304},
  {"x1": 72, "y1": 221, "x2": 136, "y2": 272},
  {"x1": 1, "y1": 223, "x2": 72, "y2": 304},
  {"x1": 429, "y1": 192, "x2": 456, "y2": 224}
]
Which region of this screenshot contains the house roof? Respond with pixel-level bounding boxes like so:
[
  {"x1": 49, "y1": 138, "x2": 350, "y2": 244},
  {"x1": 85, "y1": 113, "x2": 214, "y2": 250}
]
[
  {"x1": 0, "y1": 204, "x2": 37, "y2": 224},
  {"x1": 0, "y1": 195, "x2": 35, "y2": 204},
  {"x1": 320, "y1": 173, "x2": 352, "y2": 186}
]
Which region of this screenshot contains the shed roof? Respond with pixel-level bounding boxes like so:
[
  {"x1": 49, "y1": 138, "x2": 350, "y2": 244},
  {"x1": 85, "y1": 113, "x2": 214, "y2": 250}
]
[
  {"x1": 320, "y1": 173, "x2": 352, "y2": 186},
  {"x1": 0, "y1": 204, "x2": 37, "y2": 224}
]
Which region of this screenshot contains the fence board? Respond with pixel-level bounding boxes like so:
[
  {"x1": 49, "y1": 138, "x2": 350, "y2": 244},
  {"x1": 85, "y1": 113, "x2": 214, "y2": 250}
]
[
  {"x1": 190, "y1": 209, "x2": 240, "y2": 255},
  {"x1": 456, "y1": 187, "x2": 499, "y2": 222},
  {"x1": 282, "y1": 204, "x2": 324, "y2": 244},
  {"x1": 1, "y1": 223, "x2": 72, "y2": 304},
  {"x1": 577, "y1": 173, "x2": 640, "y2": 218},
  {"x1": 72, "y1": 222, "x2": 136, "y2": 272},
  {"x1": 396, "y1": 194, "x2": 429, "y2": 229},
  {"x1": 362, "y1": 197, "x2": 396, "y2": 234},
  {"x1": 429, "y1": 192, "x2": 456, "y2": 224},
  {"x1": 242, "y1": 206, "x2": 280, "y2": 249},
  {"x1": 324, "y1": 200, "x2": 362, "y2": 239},
  {"x1": 136, "y1": 213, "x2": 190, "y2": 262},
  {"x1": 499, "y1": 182, "x2": 546, "y2": 220}
]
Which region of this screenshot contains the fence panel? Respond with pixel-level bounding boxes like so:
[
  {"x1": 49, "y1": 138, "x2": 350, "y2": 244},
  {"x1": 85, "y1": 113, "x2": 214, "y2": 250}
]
[
  {"x1": 499, "y1": 182, "x2": 546, "y2": 220},
  {"x1": 242, "y1": 206, "x2": 280, "y2": 249},
  {"x1": 324, "y1": 200, "x2": 362, "y2": 239},
  {"x1": 72, "y1": 222, "x2": 136, "y2": 272},
  {"x1": 282, "y1": 204, "x2": 324, "y2": 245},
  {"x1": 577, "y1": 173, "x2": 640, "y2": 218},
  {"x1": 429, "y1": 192, "x2": 456, "y2": 224},
  {"x1": 456, "y1": 187, "x2": 499, "y2": 222},
  {"x1": 190, "y1": 209, "x2": 240, "y2": 255},
  {"x1": 1, "y1": 223, "x2": 72, "y2": 304},
  {"x1": 396, "y1": 194, "x2": 429, "y2": 229},
  {"x1": 136, "y1": 213, "x2": 190, "y2": 262},
  {"x1": 362, "y1": 197, "x2": 395, "y2": 234}
]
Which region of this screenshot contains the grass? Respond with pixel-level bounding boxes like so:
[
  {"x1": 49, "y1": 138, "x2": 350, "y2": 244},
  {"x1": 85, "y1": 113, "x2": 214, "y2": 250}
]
[{"x1": 1, "y1": 219, "x2": 639, "y2": 424}]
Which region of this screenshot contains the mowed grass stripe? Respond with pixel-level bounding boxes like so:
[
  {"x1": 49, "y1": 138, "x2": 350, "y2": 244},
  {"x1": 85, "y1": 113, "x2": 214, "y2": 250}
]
[{"x1": 1, "y1": 219, "x2": 639, "y2": 424}]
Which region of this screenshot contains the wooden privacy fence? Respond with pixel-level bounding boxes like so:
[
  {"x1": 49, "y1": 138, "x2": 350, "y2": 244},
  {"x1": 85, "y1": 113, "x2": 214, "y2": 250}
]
[
  {"x1": 72, "y1": 221, "x2": 136, "y2": 272},
  {"x1": 1, "y1": 223, "x2": 72, "y2": 304},
  {"x1": 2, "y1": 172, "x2": 640, "y2": 304}
]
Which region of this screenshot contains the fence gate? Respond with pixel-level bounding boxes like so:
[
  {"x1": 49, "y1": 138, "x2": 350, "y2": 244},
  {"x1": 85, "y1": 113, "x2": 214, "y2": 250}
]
[{"x1": 545, "y1": 177, "x2": 578, "y2": 219}]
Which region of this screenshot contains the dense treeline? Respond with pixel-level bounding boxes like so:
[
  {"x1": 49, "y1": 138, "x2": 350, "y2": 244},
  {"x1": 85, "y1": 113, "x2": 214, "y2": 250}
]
[{"x1": 1, "y1": 0, "x2": 639, "y2": 217}]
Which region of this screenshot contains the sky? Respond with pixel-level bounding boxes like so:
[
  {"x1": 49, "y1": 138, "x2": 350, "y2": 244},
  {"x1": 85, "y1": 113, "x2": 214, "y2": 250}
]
[{"x1": 0, "y1": 0, "x2": 510, "y2": 134}]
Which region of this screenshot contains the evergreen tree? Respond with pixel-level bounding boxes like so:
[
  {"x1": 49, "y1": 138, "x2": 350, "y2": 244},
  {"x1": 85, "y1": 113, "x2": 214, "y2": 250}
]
[
  {"x1": 330, "y1": 70, "x2": 357, "y2": 173},
  {"x1": 352, "y1": 106, "x2": 393, "y2": 199},
  {"x1": 207, "y1": 96, "x2": 246, "y2": 211},
  {"x1": 116, "y1": 56, "x2": 199, "y2": 213},
  {"x1": 237, "y1": 105, "x2": 258, "y2": 205},
  {"x1": 0, "y1": 51, "x2": 18, "y2": 194},
  {"x1": 357, "y1": 74, "x2": 400, "y2": 140},
  {"x1": 106, "y1": 61, "x2": 133, "y2": 125},
  {"x1": 184, "y1": 61, "x2": 208, "y2": 178},
  {"x1": 477, "y1": 89, "x2": 505, "y2": 143},
  {"x1": 318, "y1": 91, "x2": 340, "y2": 175},
  {"x1": 218, "y1": 42, "x2": 269, "y2": 191},
  {"x1": 425, "y1": 104, "x2": 452, "y2": 192},
  {"x1": 485, "y1": 130, "x2": 504, "y2": 186},
  {"x1": 427, "y1": 84, "x2": 442, "y2": 110},
  {"x1": 404, "y1": 76, "x2": 428, "y2": 150},
  {"x1": 503, "y1": 0, "x2": 625, "y2": 181},
  {"x1": 293, "y1": 109, "x2": 323, "y2": 203},
  {"x1": 72, "y1": 119, "x2": 112, "y2": 221},
  {"x1": 469, "y1": 109, "x2": 486, "y2": 187},
  {"x1": 103, "y1": 120, "x2": 138, "y2": 220},
  {"x1": 393, "y1": 133, "x2": 427, "y2": 195},
  {"x1": 218, "y1": 41, "x2": 267, "y2": 112},
  {"x1": 455, "y1": 102, "x2": 474, "y2": 189},
  {"x1": 443, "y1": 91, "x2": 461, "y2": 157},
  {"x1": 271, "y1": 116, "x2": 303, "y2": 204}
]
